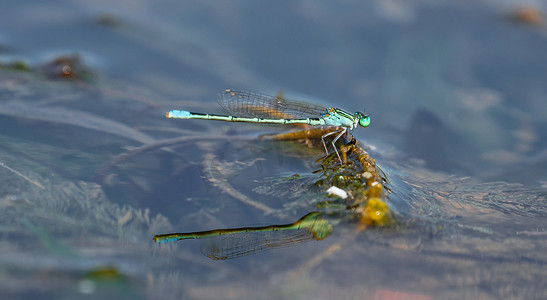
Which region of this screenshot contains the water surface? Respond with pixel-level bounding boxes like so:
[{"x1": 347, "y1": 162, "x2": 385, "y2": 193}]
[{"x1": 1, "y1": 1, "x2": 546, "y2": 299}]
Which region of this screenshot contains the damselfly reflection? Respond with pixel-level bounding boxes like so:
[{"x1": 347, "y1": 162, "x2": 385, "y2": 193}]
[{"x1": 154, "y1": 212, "x2": 332, "y2": 260}]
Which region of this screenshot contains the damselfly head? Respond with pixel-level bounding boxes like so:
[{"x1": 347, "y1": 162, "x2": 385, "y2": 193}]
[{"x1": 354, "y1": 112, "x2": 370, "y2": 127}]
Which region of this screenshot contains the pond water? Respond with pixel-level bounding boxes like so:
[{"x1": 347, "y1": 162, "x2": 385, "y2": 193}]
[{"x1": 1, "y1": 1, "x2": 546, "y2": 299}]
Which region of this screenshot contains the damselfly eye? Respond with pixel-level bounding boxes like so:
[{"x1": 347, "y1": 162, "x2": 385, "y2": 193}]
[{"x1": 359, "y1": 115, "x2": 370, "y2": 127}]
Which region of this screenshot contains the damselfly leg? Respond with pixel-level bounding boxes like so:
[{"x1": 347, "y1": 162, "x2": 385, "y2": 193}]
[{"x1": 321, "y1": 127, "x2": 348, "y2": 163}]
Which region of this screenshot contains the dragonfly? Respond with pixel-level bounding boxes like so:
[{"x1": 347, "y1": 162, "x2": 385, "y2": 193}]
[{"x1": 166, "y1": 89, "x2": 371, "y2": 163}]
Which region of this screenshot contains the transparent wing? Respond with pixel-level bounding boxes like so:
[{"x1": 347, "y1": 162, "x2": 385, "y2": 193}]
[
  {"x1": 218, "y1": 89, "x2": 328, "y2": 119},
  {"x1": 200, "y1": 229, "x2": 315, "y2": 260}
]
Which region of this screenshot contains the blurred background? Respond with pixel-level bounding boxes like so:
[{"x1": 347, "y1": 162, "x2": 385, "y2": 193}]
[{"x1": 0, "y1": 1, "x2": 546, "y2": 299}]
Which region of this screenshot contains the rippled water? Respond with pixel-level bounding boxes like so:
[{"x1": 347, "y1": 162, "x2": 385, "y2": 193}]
[{"x1": 1, "y1": 1, "x2": 546, "y2": 299}]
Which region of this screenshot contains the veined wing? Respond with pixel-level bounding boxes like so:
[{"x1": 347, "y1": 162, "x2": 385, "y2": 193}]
[
  {"x1": 200, "y1": 229, "x2": 315, "y2": 260},
  {"x1": 218, "y1": 89, "x2": 328, "y2": 119}
]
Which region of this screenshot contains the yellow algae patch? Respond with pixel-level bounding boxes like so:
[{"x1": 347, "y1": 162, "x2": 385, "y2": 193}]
[
  {"x1": 360, "y1": 198, "x2": 393, "y2": 226},
  {"x1": 366, "y1": 181, "x2": 383, "y2": 198}
]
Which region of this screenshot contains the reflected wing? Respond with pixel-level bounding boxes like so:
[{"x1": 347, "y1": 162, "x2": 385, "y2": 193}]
[{"x1": 200, "y1": 229, "x2": 315, "y2": 260}]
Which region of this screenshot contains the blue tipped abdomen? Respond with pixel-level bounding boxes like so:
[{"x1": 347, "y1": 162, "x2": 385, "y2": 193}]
[{"x1": 166, "y1": 110, "x2": 191, "y2": 119}]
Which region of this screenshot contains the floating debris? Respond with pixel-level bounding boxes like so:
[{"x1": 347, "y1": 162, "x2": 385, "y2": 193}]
[{"x1": 508, "y1": 6, "x2": 543, "y2": 25}]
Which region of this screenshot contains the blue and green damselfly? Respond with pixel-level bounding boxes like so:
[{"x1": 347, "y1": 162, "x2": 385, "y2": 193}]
[{"x1": 166, "y1": 89, "x2": 370, "y2": 162}]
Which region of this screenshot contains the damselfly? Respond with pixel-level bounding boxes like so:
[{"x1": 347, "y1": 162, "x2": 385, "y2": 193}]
[{"x1": 166, "y1": 89, "x2": 370, "y2": 163}]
